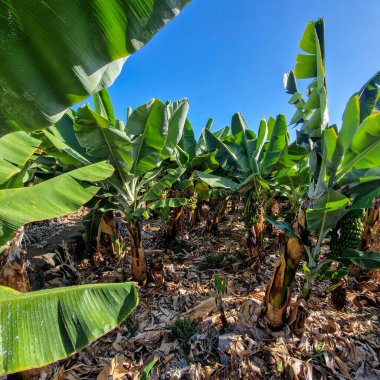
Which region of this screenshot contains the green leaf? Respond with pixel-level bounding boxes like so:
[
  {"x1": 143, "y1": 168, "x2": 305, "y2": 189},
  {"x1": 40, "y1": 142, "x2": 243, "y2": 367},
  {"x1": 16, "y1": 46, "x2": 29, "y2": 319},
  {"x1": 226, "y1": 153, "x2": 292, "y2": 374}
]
[
  {"x1": 306, "y1": 189, "x2": 349, "y2": 236},
  {"x1": 195, "y1": 118, "x2": 214, "y2": 155},
  {"x1": 339, "y1": 95, "x2": 360, "y2": 155},
  {"x1": 161, "y1": 99, "x2": 190, "y2": 157},
  {"x1": 0, "y1": 282, "x2": 138, "y2": 375},
  {"x1": 195, "y1": 171, "x2": 238, "y2": 192},
  {"x1": 295, "y1": 54, "x2": 317, "y2": 79},
  {"x1": 0, "y1": 0, "x2": 189, "y2": 135},
  {"x1": 141, "y1": 167, "x2": 186, "y2": 202},
  {"x1": 140, "y1": 359, "x2": 158, "y2": 380},
  {"x1": 178, "y1": 119, "x2": 196, "y2": 159},
  {"x1": 75, "y1": 104, "x2": 133, "y2": 177},
  {"x1": 338, "y1": 112, "x2": 380, "y2": 180},
  {"x1": 148, "y1": 198, "x2": 187, "y2": 210},
  {"x1": 93, "y1": 89, "x2": 116, "y2": 126},
  {"x1": 0, "y1": 132, "x2": 40, "y2": 185},
  {"x1": 264, "y1": 216, "x2": 296, "y2": 237},
  {"x1": 283, "y1": 71, "x2": 298, "y2": 94},
  {"x1": 357, "y1": 71, "x2": 380, "y2": 122},
  {"x1": 334, "y1": 249, "x2": 380, "y2": 269},
  {"x1": 231, "y1": 113, "x2": 248, "y2": 149},
  {"x1": 0, "y1": 162, "x2": 114, "y2": 245},
  {"x1": 261, "y1": 115, "x2": 288, "y2": 173}
]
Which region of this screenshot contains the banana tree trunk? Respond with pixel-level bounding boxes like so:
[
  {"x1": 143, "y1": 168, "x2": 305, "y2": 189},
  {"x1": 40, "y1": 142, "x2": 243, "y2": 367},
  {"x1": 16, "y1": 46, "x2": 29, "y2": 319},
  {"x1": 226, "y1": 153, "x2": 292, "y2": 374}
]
[
  {"x1": 246, "y1": 206, "x2": 265, "y2": 258},
  {"x1": 0, "y1": 227, "x2": 31, "y2": 292},
  {"x1": 206, "y1": 199, "x2": 228, "y2": 235},
  {"x1": 127, "y1": 220, "x2": 147, "y2": 285},
  {"x1": 188, "y1": 200, "x2": 202, "y2": 228},
  {"x1": 164, "y1": 206, "x2": 184, "y2": 245},
  {"x1": 96, "y1": 211, "x2": 121, "y2": 258},
  {"x1": 263, "y1": 204, "x2": 307, "y2": 330}
]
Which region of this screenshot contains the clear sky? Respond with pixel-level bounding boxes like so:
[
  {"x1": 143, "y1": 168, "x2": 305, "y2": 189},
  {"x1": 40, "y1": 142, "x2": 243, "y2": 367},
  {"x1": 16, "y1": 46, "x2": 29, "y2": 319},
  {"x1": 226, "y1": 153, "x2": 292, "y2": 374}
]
[{"x1": 105, "y1": 0, "x2": 380, "y2": 137}]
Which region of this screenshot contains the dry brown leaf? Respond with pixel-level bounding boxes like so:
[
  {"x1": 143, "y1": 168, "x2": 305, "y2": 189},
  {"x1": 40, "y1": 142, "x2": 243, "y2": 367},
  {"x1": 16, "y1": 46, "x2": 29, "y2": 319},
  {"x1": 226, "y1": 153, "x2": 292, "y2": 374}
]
[{"x1": 97, "y1": 355, "x2": 126, "y2": 380}]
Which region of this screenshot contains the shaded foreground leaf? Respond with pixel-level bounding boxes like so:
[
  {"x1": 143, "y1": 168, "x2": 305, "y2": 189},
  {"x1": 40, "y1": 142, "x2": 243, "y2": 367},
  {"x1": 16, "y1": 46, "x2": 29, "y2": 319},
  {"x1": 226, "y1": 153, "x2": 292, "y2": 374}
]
[{"x1": 0, "y1": 0, "x2": 189, "y2": 135}]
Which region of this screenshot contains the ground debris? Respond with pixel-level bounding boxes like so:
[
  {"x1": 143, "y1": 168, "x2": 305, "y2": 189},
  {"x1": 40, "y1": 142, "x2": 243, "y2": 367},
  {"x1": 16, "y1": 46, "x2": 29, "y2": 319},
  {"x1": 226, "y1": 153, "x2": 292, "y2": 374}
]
[{"x1": 19, "y1": 211, "x2": 380, "y2": 380}]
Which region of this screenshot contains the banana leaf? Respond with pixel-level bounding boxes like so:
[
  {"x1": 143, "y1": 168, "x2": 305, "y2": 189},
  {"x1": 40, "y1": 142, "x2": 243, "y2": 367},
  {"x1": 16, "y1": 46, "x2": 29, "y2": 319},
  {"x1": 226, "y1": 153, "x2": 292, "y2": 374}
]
[
  {"x1": 0, "y1": 132, "x2": 41, "y2": 186},
  {"x1": 0, "y1": 0, "x2": 189, "y2": 136},
  {"x1": 0, "y1": 282, "x2": 138, "y2": 375},
  {"x1": 0, "y1": 162, "x2": 114, "y2": 245}
]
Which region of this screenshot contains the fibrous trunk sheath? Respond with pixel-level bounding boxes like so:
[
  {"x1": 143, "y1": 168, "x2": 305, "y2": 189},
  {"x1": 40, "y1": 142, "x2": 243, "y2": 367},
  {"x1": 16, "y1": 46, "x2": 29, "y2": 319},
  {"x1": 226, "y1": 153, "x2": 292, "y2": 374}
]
[
  {"x1": 263, "y1": 204, "x2": 307, "y2": 330},
  {"x1": 127, "y1": 220, "x2": 147, "y2": 285},
  {"x1": 246, "y1": 206, "x2": 264, "y2": 258},
  {"x1": 0, "y1": 227, "x2": 31, "y2": 292}
]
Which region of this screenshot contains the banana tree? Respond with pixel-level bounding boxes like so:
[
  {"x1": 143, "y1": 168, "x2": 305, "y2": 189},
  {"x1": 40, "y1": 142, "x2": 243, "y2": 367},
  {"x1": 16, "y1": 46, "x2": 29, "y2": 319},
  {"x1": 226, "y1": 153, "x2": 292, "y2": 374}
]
[
  {"x1": 196, "y1": 113, "x2": 308, "y2": 257},
  {"x1": 0, "y1": 147, "x2": 141, "y2": 374},
  {"x1": 0, "y1": 0, "x2": 189, "y2": 136},
  {"x1": 45, "y1": 90, "x2": 190, "y2": 284},
  {"x1": 264, "y1": 18, "x2": 380, "y2": 331},
  {"x1": 165, "y1": 118, "x2": 227, "y2": 238}
]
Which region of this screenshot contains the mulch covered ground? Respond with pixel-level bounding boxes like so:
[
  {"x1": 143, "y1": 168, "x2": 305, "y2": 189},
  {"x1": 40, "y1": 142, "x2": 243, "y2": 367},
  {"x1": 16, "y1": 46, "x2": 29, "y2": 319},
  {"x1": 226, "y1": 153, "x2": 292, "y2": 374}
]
[{"x1": 17, "y1": 209, "x2": 380, "y2": 380}]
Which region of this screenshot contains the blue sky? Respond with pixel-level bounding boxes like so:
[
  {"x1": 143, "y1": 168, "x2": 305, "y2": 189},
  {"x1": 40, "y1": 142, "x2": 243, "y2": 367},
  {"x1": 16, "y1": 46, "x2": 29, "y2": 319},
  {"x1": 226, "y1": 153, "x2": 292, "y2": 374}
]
[{"x1": 105, "y1": 0, "x2": 380, "y2": 137}]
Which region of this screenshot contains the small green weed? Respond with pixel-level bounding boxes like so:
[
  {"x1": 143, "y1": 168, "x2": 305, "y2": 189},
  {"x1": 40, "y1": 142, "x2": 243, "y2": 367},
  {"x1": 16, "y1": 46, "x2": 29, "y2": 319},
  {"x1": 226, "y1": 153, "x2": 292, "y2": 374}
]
[
  {"x1": 171, "y1": 317, "x2": 197, "y2": 354},
  {"x1": 199, "y1": 253, "x2": 225, "y2": 269}
]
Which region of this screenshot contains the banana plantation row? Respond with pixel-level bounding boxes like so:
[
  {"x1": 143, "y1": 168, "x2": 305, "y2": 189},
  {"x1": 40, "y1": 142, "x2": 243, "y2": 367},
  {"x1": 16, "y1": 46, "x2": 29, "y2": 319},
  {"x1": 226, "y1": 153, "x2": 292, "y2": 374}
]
[{"x1": 0, "y1": 17, "x2": 379, "y2": 375}]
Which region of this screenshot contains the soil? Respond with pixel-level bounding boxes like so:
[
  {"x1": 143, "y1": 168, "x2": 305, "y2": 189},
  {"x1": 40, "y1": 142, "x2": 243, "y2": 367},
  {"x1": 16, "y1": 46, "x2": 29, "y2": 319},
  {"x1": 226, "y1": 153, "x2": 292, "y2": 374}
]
[{"x1": 13, "y1": 209, "x2": 380, "y2": 379}]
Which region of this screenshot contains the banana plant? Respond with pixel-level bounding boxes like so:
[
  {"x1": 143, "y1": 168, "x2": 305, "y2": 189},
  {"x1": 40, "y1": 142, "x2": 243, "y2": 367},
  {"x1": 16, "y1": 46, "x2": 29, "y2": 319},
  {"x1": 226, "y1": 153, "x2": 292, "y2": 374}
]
[
  {"x1": 196, "y1": 113, "x2": 308, "y2": 257},
  {"x1": 264, "y1": 18, "x2": 380, "y2": 331},
  {"x1": 167, "y1": 118, "x2": 225, "y2": 237},
  {"x1": 0, "y1": 144, "x2": 140, "y2": 374},
  {"x1": 0, "y1": 0, "x2": 189, "y2": 136},
  {"x1": 46, "y1": 90, "x2": 190, "y2": 284}
]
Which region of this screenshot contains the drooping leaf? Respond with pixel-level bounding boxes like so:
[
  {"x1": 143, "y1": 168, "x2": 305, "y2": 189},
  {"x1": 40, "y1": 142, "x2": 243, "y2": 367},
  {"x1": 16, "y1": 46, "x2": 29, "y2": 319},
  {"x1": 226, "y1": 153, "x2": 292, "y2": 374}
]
[
  {"x1": 0, "y1": 162, "x2": 114, "y2": 245},
  {"x1": 147, "y1": 198, "x2": 187, "y2": 210},
  {"x1": 0, "y1": 282, "x2": 138, "y2": 375},
  {"x1": 0, "y1": 132, "x2": 40, "y2": 185},
  {"x1": 306, "y1": 189, "x2": 349, "y2": 236},
  {"x1": 195, "y1": 171, "x2": 238, "y2": 192},
  {"x1": 0, "y1": 0, "x2": 189, "y2": 135},
  {"x1": 264, "y1": 216, "x2": 296, "y2": 237},
  {"x1": 334, "y1": 249, "x2": 380, "y2": 269},
  {"x1": 141, "y1": 167, "x2": 186, "y2": 202},
  {"x1": 204, "y1": 129, "x2": 249, "y2": 176}
]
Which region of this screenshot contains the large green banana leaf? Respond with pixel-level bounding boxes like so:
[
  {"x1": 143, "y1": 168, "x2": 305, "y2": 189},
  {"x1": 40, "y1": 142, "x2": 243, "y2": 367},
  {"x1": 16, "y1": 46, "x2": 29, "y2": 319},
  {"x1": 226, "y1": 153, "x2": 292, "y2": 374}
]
[
  {"x1": 178, "y1": 119, "x2": 197, "y2": 159},
  {"x1": 289, "y1": 19, "x2": 328, "y2": 137},
  {"x1": 73, "y1": 98, "x2": 189, "y2": 177},
  {"x1": 0, "y1": 162, "x2": 114, "y2": 245},
  {"x1": 0, "y1": 282, "x2": 138, "y2": 375},
  {"x1": 204, "y1": 128, "x2": 249, "y2": 176},
  {"x1": 141, "y1": 166, "x2": 186, "y2": 202},
  {"x1": 306, "y1": 189, "x2": 349, "y2": 237},
  {"x1": 126, "y1": 98, "x2": 189, "y2": 175},
  {"x1": 260, "y1": 115, "x2": 288, "y2": 174},
  {"x1": 339, "y1": 71, "x2": 380, "y2": 155},
  {"x1": 195, "y1": 171, "x2": 238, "y2": 192},
  {"x1": 0, "y1": 132, "x2": 41, "y2": 186},
  {"x1": 0, "y1": 0, "x2": 189, "y2": 136},
  {"x1": 338, "y1": 112, "x2": 380, "y2": 182},
  {"x1": 74, "y1": 105, "x2": 134, "y2": 177}
]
